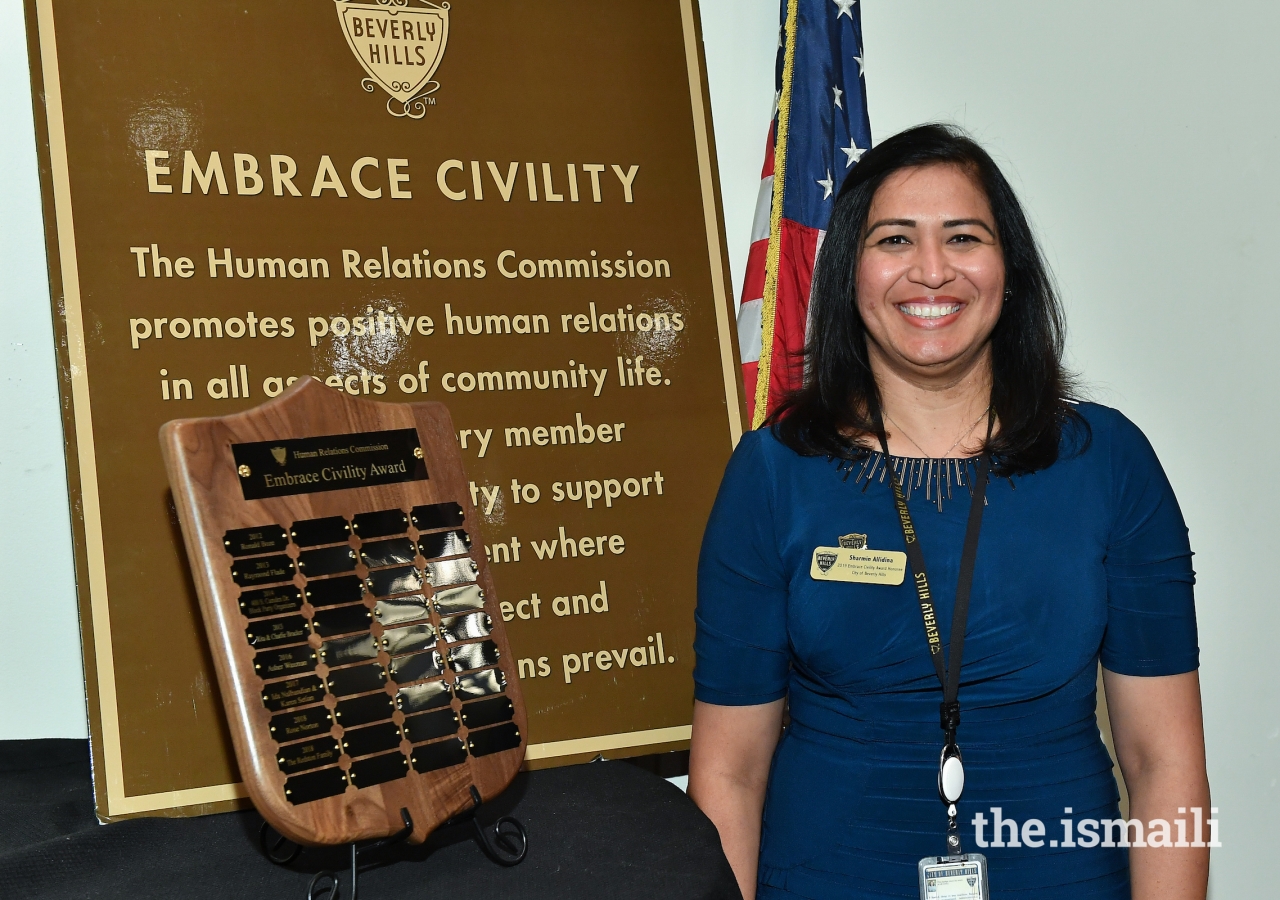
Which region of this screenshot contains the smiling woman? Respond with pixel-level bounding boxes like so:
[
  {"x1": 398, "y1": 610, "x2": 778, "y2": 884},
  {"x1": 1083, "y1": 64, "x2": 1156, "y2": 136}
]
[{"x1": 688, "y1": 125, "x2": 1210, "y2": 900}]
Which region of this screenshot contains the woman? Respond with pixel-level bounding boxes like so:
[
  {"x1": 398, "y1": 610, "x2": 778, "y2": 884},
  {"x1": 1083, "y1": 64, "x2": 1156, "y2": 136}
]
[{"x1": 689, "y1": 125, "x2": 1209, "y2": 900}]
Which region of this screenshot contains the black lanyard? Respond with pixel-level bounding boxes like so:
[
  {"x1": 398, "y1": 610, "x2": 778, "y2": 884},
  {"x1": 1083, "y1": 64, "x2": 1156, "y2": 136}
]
[{"x1": 875, "y1": 410, "x2": 993, "y2": 855}]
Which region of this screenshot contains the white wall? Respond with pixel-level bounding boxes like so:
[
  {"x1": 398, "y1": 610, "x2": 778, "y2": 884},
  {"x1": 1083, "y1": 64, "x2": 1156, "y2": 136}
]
[{"x1": 1, "y1": 0, "x2": 1270, "y2": 893}]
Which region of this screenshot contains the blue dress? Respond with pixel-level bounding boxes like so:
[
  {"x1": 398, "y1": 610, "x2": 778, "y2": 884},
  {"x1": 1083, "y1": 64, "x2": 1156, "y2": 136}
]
[{"x1": 693, "y1": 403, "x2": 1198, "y2": 899}]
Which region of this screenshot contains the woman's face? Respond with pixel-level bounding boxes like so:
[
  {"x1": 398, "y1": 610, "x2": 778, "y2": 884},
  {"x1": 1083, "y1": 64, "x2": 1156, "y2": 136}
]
[{"x1": 855, "y1": 163, "x2": 1005, "y2": 381}]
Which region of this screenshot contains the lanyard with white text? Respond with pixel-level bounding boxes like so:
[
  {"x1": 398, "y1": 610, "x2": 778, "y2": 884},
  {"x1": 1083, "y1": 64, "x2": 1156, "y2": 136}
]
[{"x1": 876, "y1": 412, "x2": 993, "y2": 857}]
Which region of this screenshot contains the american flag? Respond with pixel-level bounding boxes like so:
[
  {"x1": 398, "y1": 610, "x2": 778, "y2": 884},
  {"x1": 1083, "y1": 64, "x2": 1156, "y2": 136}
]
[{"x1": 737, "y1": 0, "x2": 872, "y2": 427}]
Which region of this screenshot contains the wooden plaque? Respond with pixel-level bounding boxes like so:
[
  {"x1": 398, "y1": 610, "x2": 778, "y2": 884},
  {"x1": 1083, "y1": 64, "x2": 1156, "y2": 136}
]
[{"x1": 160, "y1": 377, "x2": 525, "y2": 845}]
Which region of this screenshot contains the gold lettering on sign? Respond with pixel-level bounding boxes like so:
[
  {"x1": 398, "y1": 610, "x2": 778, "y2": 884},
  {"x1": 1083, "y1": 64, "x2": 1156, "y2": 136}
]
[{"x1": 335, "y1": 1, "x2": 451, "y2": 119}]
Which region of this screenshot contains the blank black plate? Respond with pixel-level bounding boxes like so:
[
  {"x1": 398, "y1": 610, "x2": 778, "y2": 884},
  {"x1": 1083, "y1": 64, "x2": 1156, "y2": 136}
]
[
  {"x1": 297, "y1": 545, "x2": 357, "y2": 578},
  {"x1": 360, "y1": 537, "x2": 417, "y2": 569},
  {"x1": 290, "y1": 516, "x2": 351, "y2": 547},
  {"x1": 424, "y1": 558, "x2": 477, "y2": 589},
  {"x1": 348, "y1": 751, "x2": 409, "y2": 789},
  {"x1": 467, "y1": 722, "x2": 521, "y2": 757},
  {"x1": 253, "y1": 645, "x2": 317, "y2": 680},
  {"x1": 284, "y1": 766, "x2": 348, "y2": 805},
  {"x1": 373, "y1": 596, "x2": 430, "y2": 627},
  {"x1": 395, "y1": 679, "x2": 452, "y2": 714},
  {"x1": 239, "y1": 584, "x2": 304, "y2": 619},
  {"x1": 231, "y1": 555, "x2": 295, "y2": 588},
  {"x1": 453, "y1": 669, "x2": 506, "y2": 700},
  {"x1": 367, "y1": 565, "x2": 423, "y2": 598},
  {"x1": 382, "y1": 624, "x2": 436, "y2": 657},
  {"x1": 389, "y1": 650, "x2": 445, "y2": 685},
  {"x1": 223, "y1": 525, "x2": 288, "y2": 557},
  {"x1": 324, "y1": 663, "x2": 386, "y2": 697},
  {"x1": 305, "y1": 575, "x2": 365, "y2": 608},
  {"x1": 262, "y1": 675, "x2": 327, "y2": 712},
  {"x1": 460, "y1": 696, "x2": 514, "y2": 730},
  {"x1": 418, "y1": 529, "x2": 471, "y2": 561},
  {"x1": 245, "y1": 615, "x2": 310, "y2": 650},
  {"x1": 448, "y1": 640, "x2": 500, "y2": 673},
  {"x1": 269, "y1": 706, "x2": 333, "y2": 744},
  {"x1": 334, "y1": 693, "x2": 395, "y2": 729},
  {"x1": 438, "y1": 611, "x2": 491, "y2": 643},
  {"x1": 431, "y1": 584, "x2": 485, "y2": 616},
  {"x1": 341, "y1": 721, "x2": 403, "y2": 758},
  {"x1": 411, "y1": 737, "x2": 467, "y2": 773},
  {"x1": 277, "y1": 737, "x2": 341, "y2": 775},
  {"x1": 319, "y1": 632, "x2": 378, "y2": 667},
  {"x1": 411, "y1": 502, "x2": 465, "y2": 531},
  {"x1": 351, "y1": 509, "x2": 409, "y2": 540},
  {"x1": 403, "y1": 708, "x2": 459, "y2": 744},
  {"x1": 311, "y1": 604, "x2": 372, "y2": 638}
]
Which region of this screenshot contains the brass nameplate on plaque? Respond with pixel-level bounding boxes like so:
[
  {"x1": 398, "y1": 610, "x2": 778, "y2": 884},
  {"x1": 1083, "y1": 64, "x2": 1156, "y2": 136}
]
[{"x1": 232, "y1": 430, "x2": 427, "y2": 501}]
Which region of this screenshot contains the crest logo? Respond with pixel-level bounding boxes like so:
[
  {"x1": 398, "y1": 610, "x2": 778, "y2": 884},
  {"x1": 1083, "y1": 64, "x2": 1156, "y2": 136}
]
[
  {"x1": 815, "y1": 552, "x2": 838, "y2": 573},
  {"x1": 967, "y1": 877, "x2": 977, "y2": 887},
  {"x1": 270, "y1": 447, "x2": 288, "y2": 466},
  {"x1": 335, "y1": 1, "x2": 450, "y2": 119},
  {"x1": 838, "y1": 533, "x2": 867, "y2": 550}
]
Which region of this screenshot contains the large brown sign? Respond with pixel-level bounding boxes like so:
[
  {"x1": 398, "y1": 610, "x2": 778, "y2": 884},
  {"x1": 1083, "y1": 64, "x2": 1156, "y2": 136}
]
[{"x1": 26, "y1": 0, "x2": 742, "y2": 819}]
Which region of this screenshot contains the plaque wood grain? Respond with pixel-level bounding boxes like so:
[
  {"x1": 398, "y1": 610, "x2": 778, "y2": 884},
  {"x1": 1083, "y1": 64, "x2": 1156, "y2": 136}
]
[{"x1": 160, "y1": 377, "x2": 525, "y2": 845}]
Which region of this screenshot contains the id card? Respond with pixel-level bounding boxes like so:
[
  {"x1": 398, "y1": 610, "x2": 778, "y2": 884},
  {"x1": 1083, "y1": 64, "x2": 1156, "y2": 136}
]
[
  {"x1": 810, "y1": 546, "x2": 907, "y2": 584},
  {"x1": 918, "y1": 854, "x2": 989, "y2": 900}
]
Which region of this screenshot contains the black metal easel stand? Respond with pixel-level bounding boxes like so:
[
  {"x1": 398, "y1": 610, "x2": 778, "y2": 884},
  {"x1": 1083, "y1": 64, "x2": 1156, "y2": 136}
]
[{"x1": 260, "y1": 786, "x2": 528, "y2": 900}]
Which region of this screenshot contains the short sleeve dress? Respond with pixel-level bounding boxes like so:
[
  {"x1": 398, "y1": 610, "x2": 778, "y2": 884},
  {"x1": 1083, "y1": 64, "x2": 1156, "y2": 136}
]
[{"x1": 694, "y1": 403, "x2": 1198, "y2": 899}]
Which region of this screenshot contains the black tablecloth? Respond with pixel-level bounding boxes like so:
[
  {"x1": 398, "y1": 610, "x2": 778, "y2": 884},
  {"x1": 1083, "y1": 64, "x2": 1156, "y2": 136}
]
[{"x1": 0, "y1": 740, "x2": 739, "y2": 900}]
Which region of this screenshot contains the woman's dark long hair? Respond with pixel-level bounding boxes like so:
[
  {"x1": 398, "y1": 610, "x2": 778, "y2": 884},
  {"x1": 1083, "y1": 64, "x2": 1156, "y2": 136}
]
[{"x1": 769, "y1": 123, "x2": 1084, "y2": 474}]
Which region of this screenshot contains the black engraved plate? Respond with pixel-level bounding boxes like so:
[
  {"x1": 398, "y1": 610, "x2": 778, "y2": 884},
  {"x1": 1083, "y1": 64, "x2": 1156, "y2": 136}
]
[
  {"x1": 403, "y1": 708, "x2": 460, "y2": 744},
  {"x1": 453, "y1": 668, "x2": 506, "y2": 700},
  {"x1": 231, "y1": 554, "x2": 296, "y2": 588},
  {"x1": 319, "y1": 633, "x2": 379, "y2": 667},
  {"x1": 324, "y1": 663, "x2": 386, "y2": 697},
  {"x1": 367, "y1": 565, "x2": 423, "y2": 598},
  {"x1": 223, "y1": 525, "x2": 288, "y2": 557},
  {"x1": 277, "y1": 737, "x2": 342, "y2": 775},
  {"x1": 351, "y1": 509, "x2": 410, "y2": 540},
  {"x1": 424, "y1": 558, "x2": 478, "y2": 589},
  {"x1": 430, "y1": 584, "x2": 485, "y2": 616},
  {"x1": 305, "y1": 575, "x2": 364, "y2": 608},
  {"x1": 382, "y1": 624, "x2": 436, "y2": 657},
  {"x1": 284, "y1": 766, "x2": 348, "y2": 805},
  {"x1": 396, "y1": 679, "x2": 452, "y2": 713},
  {"x1": 417, "y1": 529, "x2": 471, "y2": 561},
  {"x1": 411, "y1": 737, "x2": 467, "y2": 773},
  {"x1": 411, "y1": 502, "x2": 465, "y2": 531},
  {"x1": 262, "y1": 675, "x2": 327, "y2": 712},
  {"x1": 448, "y1": 640, "x2": 500, "y2": 673},
  {"x1": 233, "y1": 430, "x2": 427, "y2": 501},
  {"x1": 269, "y1": 706, "x2": 333, "y2": 743},
  {"x1": 359, "y1": 537, "x2": 417, "y2": 569},
  {"x1": 246, "y1": 615, "x2": 311, "y2": 649},
  {"x1": 239, "y1": 584, "x2": 304, "y2": 619},
  {"x1": 467, "y1": 722, "x2": 521, "y2": 757},
  {"x1": 291, "y1": 516, "x2": 351, "y2": 547},
  {"x1": 348, "y1": 751, "x2": 409, "y2": 789},
  {"x1": 438, "y1": 612, "x2": 492, "y2": 643},
  {"x1": 254, "y1": 645, "x2": 317, "y2": 680},
  {"x1": 311, "y1": 604, "x2": 373, "y2": 638},
  {"x1": 389, "y1": 650, "x2": 445, "y2": 685},
  {"x1": 297, "y1": 545, "x2": 357, "y2": 578},
  {"x1": 460, "y1": 696, "x2": 515, "y2": 730},
  {"x1": 373, "y1": 596, "x2": 429, "y2": 627},
  {"x1": 341, "y1": 721, "x2": 403, "y2": 758},
  {"x1": 334, "y1": 693, "x2": 396, "y2": 729}
]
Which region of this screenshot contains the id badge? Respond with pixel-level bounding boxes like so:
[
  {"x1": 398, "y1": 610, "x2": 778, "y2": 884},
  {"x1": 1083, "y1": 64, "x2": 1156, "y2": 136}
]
[{"x1": 918, "y1": 854, "x2": 989, "y2": 900}]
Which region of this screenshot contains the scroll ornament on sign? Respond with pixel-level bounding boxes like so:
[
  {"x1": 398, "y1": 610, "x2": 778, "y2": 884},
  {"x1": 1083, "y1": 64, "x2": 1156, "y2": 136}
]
[{"x1": 335, "y1": 0, "x2": 451, "y2": 119}]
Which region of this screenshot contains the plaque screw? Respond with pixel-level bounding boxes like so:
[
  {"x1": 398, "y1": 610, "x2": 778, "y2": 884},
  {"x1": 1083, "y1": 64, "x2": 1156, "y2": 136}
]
[
  {"x1": 238, "y1": 464, "x2": 252, "y2": 477},
  {"x1": 414, "y1": 447, "x2": 424, "y2": 459}
]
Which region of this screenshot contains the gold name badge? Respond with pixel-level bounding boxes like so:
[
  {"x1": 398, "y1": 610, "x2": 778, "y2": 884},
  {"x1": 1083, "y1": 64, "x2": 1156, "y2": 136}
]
[{"x1": 810, "y1": 546, "x2": 907, "y2": 585}]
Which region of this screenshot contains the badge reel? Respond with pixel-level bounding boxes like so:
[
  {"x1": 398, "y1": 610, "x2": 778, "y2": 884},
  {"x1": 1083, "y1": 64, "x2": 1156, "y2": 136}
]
[{"x1": 918, "y1": 746, "x2": 989, "y2": 900}]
